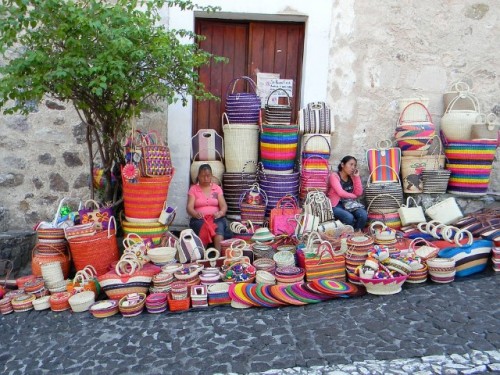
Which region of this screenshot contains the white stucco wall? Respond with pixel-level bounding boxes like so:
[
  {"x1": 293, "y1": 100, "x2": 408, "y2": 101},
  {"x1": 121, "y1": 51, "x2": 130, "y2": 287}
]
[{"x1": 166, "y1": 0, "x2": 334, "y2": 228}]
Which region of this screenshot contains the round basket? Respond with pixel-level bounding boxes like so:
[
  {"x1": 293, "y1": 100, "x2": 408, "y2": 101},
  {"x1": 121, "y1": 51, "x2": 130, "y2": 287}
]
[
  {"x1": 407, "y1": 264, "x2": 428, "y2": 284},
  {"x1": 147, "y1": 246, "x2": 177, "y2": 265},
  {"x1": 32, "y1": 296, "x2": 51, "y2": 311},
  {"x1": 256, "y1": 270, "x2": 276, "y2": 285},
  {"x1": 253, "y1": 258, "x2": 276, "y2": 273},
  {"x1": 0, "y1": 297, "x2": 13, "y2": 315},
  {"x1": 49, "y1": 292, "x2": 72, "y2": 312},
  {"x1": 385, "y1": 259, "x2": 412, "y2": 276},
  {"x1": 69, "y1": 291, "x2": 96, "y2": 313},
  {"x1": 11, "y1": 293, "x2": 36, "y2": 312},
  {"x1": 118, "y1": 293, "x2": 146, "y2": 317},
  {"x1": 360, "y1": 275, "x2": 408, "y2": 295},
  {"x1": 273, "y1": 250, "x2": 295, "y2": 268},
  {"x1": 89, "y1": 300, "x2": 119, "y2": 318}
]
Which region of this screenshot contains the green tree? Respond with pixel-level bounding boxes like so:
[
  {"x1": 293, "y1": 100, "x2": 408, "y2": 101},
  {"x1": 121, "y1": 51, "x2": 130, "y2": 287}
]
[{"x1": 0, "y1": 0, "x2": 222, "y2": 201}]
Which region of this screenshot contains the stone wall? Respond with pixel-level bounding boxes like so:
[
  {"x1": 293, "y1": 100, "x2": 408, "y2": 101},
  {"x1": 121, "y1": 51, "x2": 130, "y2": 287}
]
[
  {"x1": 0, "y1": 1, "x2": 499, "y2": 230},
  {"x1": 327, "y1": 1, "x2": 499, "y2": 184}
]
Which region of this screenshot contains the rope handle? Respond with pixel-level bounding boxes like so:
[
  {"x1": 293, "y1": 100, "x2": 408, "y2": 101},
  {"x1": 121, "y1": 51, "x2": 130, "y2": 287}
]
[
  {"x1": 227, "y1": 76, "x2": 258, "y2": 96},
  {"x1": 302, "y1": 134, "x2": 332, "y2": 154},
  {"x1": 375, "y1": 139, "x2": 393, "y2": 150},
  {"x1": 404, "y1": 196, "x2": 419, "y2": 208},
  {"x1": 449, "y1": 81, "x2": 470, "y2": 93},
  {"x1": 266, "y1": 88, "x2": 291, "y2": 107},
  {"x1": 366, "y1": 165, "x2": 401, "y2": 186},
  {"x1": 445, "y1": 91, "x2": 480, "y2": 113},
  {"x1": 398, "y1": 101, "x2": 433, "y2": 124},
  {"x1": 275, "y1": 195, "x2": 298, "y2": 209}
]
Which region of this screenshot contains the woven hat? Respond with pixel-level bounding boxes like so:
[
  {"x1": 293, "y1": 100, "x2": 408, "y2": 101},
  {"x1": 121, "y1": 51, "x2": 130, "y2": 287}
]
[{"x1": 251, "y1": 228, "x2": 275, "y2": 243}]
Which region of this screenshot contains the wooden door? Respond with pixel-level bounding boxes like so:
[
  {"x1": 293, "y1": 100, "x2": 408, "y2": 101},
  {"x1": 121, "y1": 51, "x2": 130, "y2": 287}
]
[{"x1": 194, "y1": 19, "x2": 305, "y2": 135}]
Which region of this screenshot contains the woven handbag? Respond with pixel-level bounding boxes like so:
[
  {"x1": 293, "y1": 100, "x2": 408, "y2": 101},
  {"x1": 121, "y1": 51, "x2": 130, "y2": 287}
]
[
  {"x1": 398, "y1": 197, "x2": 426, "y2": 226},
  {"x1": 138, "y1": 131, "x2": 173, "y2": 177},
  {"x1": 366, "y1": 140, "x2": 401, "y2": 182},
  {"x1": 225, "y1": 76, "x2": 261, "y2": 124},
  {"x1": 191, "y1": 129, "x2": 224, "y2": 161},
  {"x1": 298, "y1": 102, "x2": 334, "y2": 134},
  {"x1": 301, "y1": 133, "x2": 331, "y2": 160},
  {"x1": 365, "y1": 166, "x2": 403, "y2": 209},
  {"x1": 471, "y1": 113, "x2": 499, "y2": 143},
  {"x1": 441, "y1": 92, "x2": 480, "y2": 141},
  {"x1": 264, "y1": 88, "x2": 293, "y2": 125},
  {"x1": 223, "y1": 161, "x2": 259, "y2": 220},
  {"x1": 239, "y1": 183, "x2": 268, "y2": 226},
  {"x1": 425, "y1": 197, "x2": 463, "y2": 225},
  {"x1": 269, "y1": 195, "x2": 302, "y2": 236},
  {"x1": 302, "y1": 190, "x2": 334, "y2": 224},
  {"x1": 78, "y1": 199, "x2": 114, "y2": 230},
  {"x1": 395, "y1": 102, "x2": 436, "y2": 156},
  {"x1": 178, "y1": 229, "x2": 204, "y2": 264},
  {"x1": 299, "y1": 156, "x2": 329, "y2": 200}
]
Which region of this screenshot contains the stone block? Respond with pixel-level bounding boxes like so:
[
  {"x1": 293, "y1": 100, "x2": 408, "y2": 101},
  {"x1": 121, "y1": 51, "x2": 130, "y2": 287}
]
[{"x1": 0, "y1": 230, "x2": 37, "y2": 277}]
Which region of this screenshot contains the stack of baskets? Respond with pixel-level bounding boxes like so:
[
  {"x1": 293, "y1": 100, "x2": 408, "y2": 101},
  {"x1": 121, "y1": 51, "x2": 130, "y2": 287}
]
[{"x1": 122, "y1": 129, "x2": 174, "y2": 245}]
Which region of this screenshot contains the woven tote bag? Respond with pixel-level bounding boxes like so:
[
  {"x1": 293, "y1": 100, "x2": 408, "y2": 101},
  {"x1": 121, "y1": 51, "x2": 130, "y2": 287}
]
[
  {"x1": 398, "y1": 197, "x2": 426, "y2": 226},
  {"x1": 398, "y1": 97, "x2": 430, "y2": 122},
  {"x1": 67, "y1": 217, "x2": 120, "y2": 276},
  {"x1": 190, "y1": 150, "x2": 225, "y2": 184},
  {"x1": 225, "y1": 76, "x2": 261, "y2": 125},
  {"x1": 264, "y1": 88, "x2": 293, "y2": 125},
  {"x1": 366, "y1": 140, "x2": 401, "y2": 183},
  {"x1": 395, "y1": 102, "x2": 436, "y2": 156},
  {"x1": 269, "y1": 195, "x2": 302, "y2": 236},
  {"x1": 300, "y1": 133, "x2": 331, "y2": 161},
  {"x1": 239, "y1": 183, "x2": 268, "y2": 225},
  {"x1": 121, "y1": 218, "x2": 168, "y2": 245},
  {"x1": 471, "y1": 113, "x2": 500, "y2": 143},
  {"x1": 222, "y1": 113, "x2": 259, "y2": 173},
  {"x1": 191, "y1": 129, "x2": 224, "y2": 161},
  {"x1": 441, "y1": 93, "x2": 480, "y2": 141},
  {"x1": 365, "y1": 166, "x2": 403, "y2": 208},
  {"x1": 298, "y1": 102, "x2": 334, "y2": 134},
  {"x1": 443, "y1": 82, "x2": 477, "y2": 111},
  {"x1": 425, "y1": 197, "x2": 463, "y2": 225}
]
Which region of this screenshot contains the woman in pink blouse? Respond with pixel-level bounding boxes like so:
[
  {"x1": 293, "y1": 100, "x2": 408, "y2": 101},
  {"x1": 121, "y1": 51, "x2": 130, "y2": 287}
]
[
  {"x1": 187, "y1": 164, "x2": 229, "y2": 250},
  {"x1": 327, "y1": 156, "x2": 367, "y2": 231}
]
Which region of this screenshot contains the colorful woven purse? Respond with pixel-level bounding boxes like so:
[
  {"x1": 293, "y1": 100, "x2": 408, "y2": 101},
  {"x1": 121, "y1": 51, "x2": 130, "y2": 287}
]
[
  {"x1": 269, "y1": 195, "x2": 302, "y2": 236},
  {"x1": 225, "y1": 76, "x2": 261, "y2": 124},
  {"x1": 139, "y1": 131, "x2": 173, "y2": 177},
  {"x1": 366, "y1": 140, "x2": 401, "y2": 183},
  {"x1": 239, "y1": 183, "x2": 268, "y2": 226}
]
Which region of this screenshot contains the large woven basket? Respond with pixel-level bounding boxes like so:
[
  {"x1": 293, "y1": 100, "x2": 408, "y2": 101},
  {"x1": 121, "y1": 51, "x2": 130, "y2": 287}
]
[
  {"x1": 225, "y1": 76, "x2": 261, "y2": 124},
  {"x1": 223, "y1": 113, "x2": 259, "y2": 173},
  {"x1": 122, "y1": 172, "x2": 174, "y2": 220},
  {"x1": 31, "y1": 244, "x2": 71, "y2": 279},
  {"x1": 264, "y1": 88, "x2": 293, "y2": 125},
  {"x1": 260, "y1": 124, "x2": 299, "y2": 174},
  {"x1": 67, "y1": 217, "x2": 120, "y2": 276},
  {"x1": 121, "y1": 219, "x2": 168, "y2": 245}
]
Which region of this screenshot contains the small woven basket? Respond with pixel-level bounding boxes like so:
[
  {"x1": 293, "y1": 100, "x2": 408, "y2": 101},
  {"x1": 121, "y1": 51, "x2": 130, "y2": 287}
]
[{"x1": 360, "y1": 275, "x2": 408, "y2": 295}]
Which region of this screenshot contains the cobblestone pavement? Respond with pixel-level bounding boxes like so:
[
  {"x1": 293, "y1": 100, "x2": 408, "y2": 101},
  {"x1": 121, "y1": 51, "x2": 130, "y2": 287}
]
[{"x1": 0, "y1": 272, "x2": 499, "y2": 375}]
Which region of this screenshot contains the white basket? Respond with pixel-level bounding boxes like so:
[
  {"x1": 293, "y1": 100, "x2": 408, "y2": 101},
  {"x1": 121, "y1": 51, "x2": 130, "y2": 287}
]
[
  {"x1": 360, "y1": 276, "x2": 407, "y2": 295},
  {"x1": 68, "y1": 291, "x2": 96, "y2": 313},
  {"x1": 223, "y1": 118, "x2": 259, "y2": 173},
  {"x1": 32, "y1": 296, "x2": 51, "y2": 311},
  {"x1": 425, "y1": 197, "x2": 463, "y2": 225}
]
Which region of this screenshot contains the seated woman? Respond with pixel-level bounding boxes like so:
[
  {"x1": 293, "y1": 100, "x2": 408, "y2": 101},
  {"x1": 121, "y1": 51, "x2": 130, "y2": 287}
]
[
  {"x1": 327, "y1": 155, "x2": 368, "y2": 231},
  {"x1": 186, "y1": 164, "x2": 230, "y2": 250}
]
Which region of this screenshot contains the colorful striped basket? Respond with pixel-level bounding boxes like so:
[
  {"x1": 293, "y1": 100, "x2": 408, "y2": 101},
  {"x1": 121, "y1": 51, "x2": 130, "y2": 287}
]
[
  {"x1": 122, "y1": 171, "x2": 174, "y2": 220},
  {"x1": 260, "y1": 124, "x2": 299, "y2": 174},
  {"x1": 444, "y1": 139, "x2": 497, "y2": 196},
  {"x1": 121, "y1": 218, "x2": 168, "y2": 245}
]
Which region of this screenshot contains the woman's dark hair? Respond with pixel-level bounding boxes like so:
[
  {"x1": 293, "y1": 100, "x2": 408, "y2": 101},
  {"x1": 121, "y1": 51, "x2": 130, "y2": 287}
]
[
  {"x1": 338, "y1": 155, "x2": 357, "y2": 172},
  {"x1": 198, "y1": 164, "x2": 212, "y2": 175}
]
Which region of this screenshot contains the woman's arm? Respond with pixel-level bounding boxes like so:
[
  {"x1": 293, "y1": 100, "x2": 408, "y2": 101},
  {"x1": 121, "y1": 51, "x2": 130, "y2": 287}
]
[
  {"x1": 186, "y1": 192, "x2": 203, "y2": 219},
  {"x1": 329, "y1": 173, "x2": 358, "y2": 199},
  {"x1": 352, "y1": 174, "x2": 363, "y2": 197}
]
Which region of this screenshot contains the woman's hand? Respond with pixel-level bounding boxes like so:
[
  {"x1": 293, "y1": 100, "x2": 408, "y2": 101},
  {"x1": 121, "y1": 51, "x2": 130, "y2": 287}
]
[
  {"x1": 213, "y1": 210, "x2": 223, "y2": 219},
  {"x1": 353, "y1": 168, "x2": 360, "y2": 177},
  {"x1": 195, "y1": 211, "x2": 203, "y2": 219}
]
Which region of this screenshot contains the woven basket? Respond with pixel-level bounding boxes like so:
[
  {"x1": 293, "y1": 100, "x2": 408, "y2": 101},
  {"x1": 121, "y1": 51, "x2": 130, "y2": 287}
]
[
  {"x1": 223, "y1": 113, "x2": 260, "y2": 173},
  {"x1": 167, "y1": 292, "x2": 191, "y2": 311},
  {"x1": 225, "y1": 76, "x2": 261, "y2": 124},
  {"x1": 31, "y1": 244, "x2": 71, "y2": 279},
  {"x1": 398, "y1": 97, "x2": 430, "y2": 121},
  {"x1": 207, "y1": 283, "x2": 231, "y2": 305},
  {"x1": 67, "y1": 217, "x2": 120, "y2": 276},
  {"x1": 260, "y1": 124, "x2": 299, "y2": 174},
  {"x1": 121, "y1": 219, "x2": 168, "y2": 245},
  {"x1": 360, "y1": 275, "x2": 408, "y2": 295},
  {"x1": 122, "y1": 172, "x2": 174, "y2": 220},
  {"x1": 441, "y1": 92, "x2": 480, "y2": 141},
  {"x1": 190, "y1": 150, "x2": 225, "y2": 184},
  {"x1": 239, "y1": 183, "x2": 268, "y2": 225},
  {"x1": 119, "y1": 293, "x2": 146, "y2": 317},
  {"x1": 68, "y1": 291, "x2": 96, "y2": 313},
  {"x1": 443, "y1": 82, "x2": 477, "y2": 111},
  {"x1": 264, "y1": 88, "x2": 293, "y2": 125}
]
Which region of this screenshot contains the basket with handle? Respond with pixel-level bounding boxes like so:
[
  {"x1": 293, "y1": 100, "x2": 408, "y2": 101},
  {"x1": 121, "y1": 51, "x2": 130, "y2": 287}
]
[
  {"x1": 264, "y1": 88, "x2": 293, "y2": 125},
  {"x1": 225, "y1": 76, "x2": 261, "y2": 124},
  {"x1": 365, "y1": 166, "x2": 403, "y2": 207},
  {"x1": 395, "y1": 102, "x2": 436, "y2": 156},
  {"x1": 222, "y1": 113, "x2": 260, "y2": 173},
  {"x1": 191, "y1": 128, "x2": 224, "y2": 162},
  {"x1": 441, "y1": 92, "x2": 481, "y2": 141},
  {"x1": 398, "y1": 96, "x2": 430, "y2": 121},
  {"x1": 137, "y1": 130, "x2": 173, "y2": 177},
  {"x1": 301, "y1": 133, "x2": 331, "y2": 160},
  {"x1": 443, "y1": 81, "x2": 478, "y2": 111},
  {"x1": 223, "y1": 161, "x2": 259, "y2": 220},
  {"x1": 471, "y1": 113, "x2": 500, "y2": 142},
  {"x1": 239, "y1": 183, "x2": 268, "y2": 225},
  {"x1": 190, "y1": 149, "x2": 225, "y2": 184}
]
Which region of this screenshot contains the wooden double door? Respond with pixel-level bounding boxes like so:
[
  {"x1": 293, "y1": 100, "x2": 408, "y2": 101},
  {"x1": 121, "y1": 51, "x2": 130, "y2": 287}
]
[{"x1": 193, "y1": 19, "x2": 305, "y2": 136}]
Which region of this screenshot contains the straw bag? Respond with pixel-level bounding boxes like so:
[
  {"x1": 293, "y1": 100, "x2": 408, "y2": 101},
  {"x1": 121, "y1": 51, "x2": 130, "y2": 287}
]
[
  {"x1": 178, "y1": 229, "x2": 204, "y2": 264},
  {"x1": 191, "y1": 129, "x2": 224, "y2": 161},
  {"x1": 138, "y1": 131, "x2": 173, "y2": 177},
  {"x1": 264, "y1": 88, "x2": 293, "y2": 125},
  {"x1": 366, "y1": 140, "x2": 401, "y2": 182},
  {"x1": 294, "y1": 213, "x2": 320, "y2": 238},
  {"x1": 471, "y1": 113, "x2": 499, "y2": 143},
  {"x1": 438, "y1": 238, "x2": 492, "y2": 278},
  {"x1": 299, "y1": 156, "x2": 329, "y2": 200},
  {"x1": 301, "y1": 133, "x2": 331, "y2": 159},
  {"x1": 78, "y1": 199, "x2": 114, "y2": 230},
  {"x1": 225, "y1": 76, "x2": 261, "y2": 124},
  {"x1": 222, "y1": 113, "x2": 259, "y2": 173},
  {"x1": 269, "y1": 195, "x2": 302, "y2": 236},
  {"x1": 395, "y1": 102, "x2": 435, "y2": 155},
  {"x1": 441, "y1": 92, "x2": 480, "y2": 141},
  {"x1": 443, "y1": 82, "x2": 477, "y2": 111},
  {"x1": 303, "y1": 190, "x2": 334, "y2": 224},
  {"x1": 398, "y1": 197, "x2": 425, "y2": 226},
  {"x1": 425, "y1": 197, "x2": 463, "y2": 225},
  {"x1": 408, "y1": 238, "x2": 439, "y2": 261},
  {"x1": 365, "y1": 166, "x2": 403, "y2": 210},
  {"x1": 298, "y1": 102, "x2": 334, "y2": 134},
  {"x1": 297, "y1": 241, "x2": 345, "y2": 281},
  {"x1": 190, "y1": 149, "x2": 225, "y2": 184},
  {"x1": 239, "y1": 183, "x2": 268, "y2": 225}
]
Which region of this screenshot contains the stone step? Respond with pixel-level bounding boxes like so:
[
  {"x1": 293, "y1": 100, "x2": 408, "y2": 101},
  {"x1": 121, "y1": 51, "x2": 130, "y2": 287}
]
[{"x1": 0, "y1": 231, "x2": 37, "y2": 278}]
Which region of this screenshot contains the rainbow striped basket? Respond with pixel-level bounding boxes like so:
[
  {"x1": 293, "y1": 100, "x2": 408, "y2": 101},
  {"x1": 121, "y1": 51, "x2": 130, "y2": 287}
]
[
  {"x1": 444, "y1": 139, "x2": 497, "y2": 196},
  {"x1": 260, "y1": 124, "x2": 298, "y2": 174}
]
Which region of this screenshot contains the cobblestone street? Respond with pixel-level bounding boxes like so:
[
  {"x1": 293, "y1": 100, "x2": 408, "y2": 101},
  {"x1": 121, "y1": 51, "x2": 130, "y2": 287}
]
[{"x1": 0, "y1": 272, "x2": 499, "y2": 374}]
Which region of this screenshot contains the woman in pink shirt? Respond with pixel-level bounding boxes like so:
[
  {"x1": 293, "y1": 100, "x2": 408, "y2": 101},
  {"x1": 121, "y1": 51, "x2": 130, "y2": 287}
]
[
  {"x1": 327, "y1": 156, "x2": 367, "y2": 231},
  {"x1": 187, "y1": 164, "x2": 230, "y2": 250}
]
